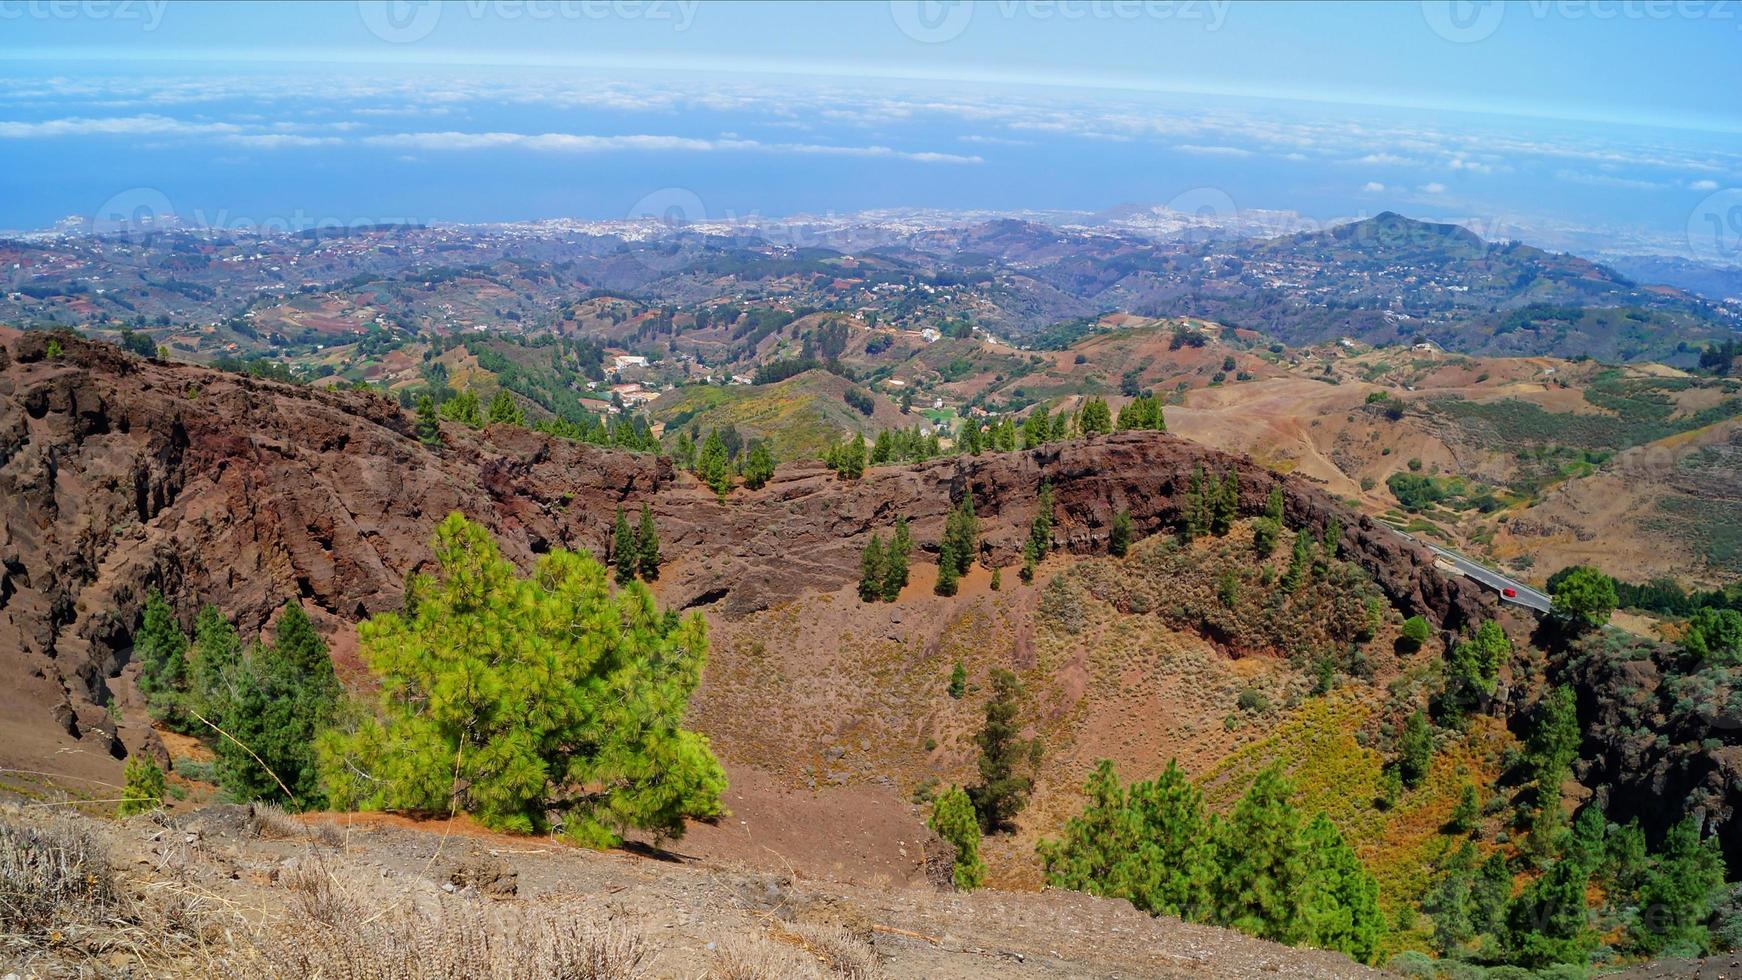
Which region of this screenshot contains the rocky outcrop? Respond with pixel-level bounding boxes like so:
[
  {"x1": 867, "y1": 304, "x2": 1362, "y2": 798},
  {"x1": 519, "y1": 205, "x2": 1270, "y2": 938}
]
[
  {"x1": 0, "y1": 328, "x2": 1491, "y2": 764},
  {"x1": 1563, "y1": 636, "x2": 1742, "y2": 875}
]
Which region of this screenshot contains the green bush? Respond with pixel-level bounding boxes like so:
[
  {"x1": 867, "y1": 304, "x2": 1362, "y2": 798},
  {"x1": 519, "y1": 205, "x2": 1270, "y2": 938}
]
[{"x1": 1400, "y1": 615, "x2": 1432, "y2": 652}]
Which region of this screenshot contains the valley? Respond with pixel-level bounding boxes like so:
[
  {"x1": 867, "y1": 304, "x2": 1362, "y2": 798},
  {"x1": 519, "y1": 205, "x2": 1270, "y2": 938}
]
[{"x1": 4, "y1": 211, "x2": 1741, "y2": 979}]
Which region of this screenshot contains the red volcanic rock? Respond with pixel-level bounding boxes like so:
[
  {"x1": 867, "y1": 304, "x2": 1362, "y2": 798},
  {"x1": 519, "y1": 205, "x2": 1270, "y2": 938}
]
[{"x1": 0, "y1": 328, "x2": 1490, "y2": 765}]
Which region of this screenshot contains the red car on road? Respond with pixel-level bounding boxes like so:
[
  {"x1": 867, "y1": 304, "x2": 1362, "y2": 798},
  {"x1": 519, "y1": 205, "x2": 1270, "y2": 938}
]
[{"x1": 1502, "y1": 587, "x2": 1517, "y2": 598}]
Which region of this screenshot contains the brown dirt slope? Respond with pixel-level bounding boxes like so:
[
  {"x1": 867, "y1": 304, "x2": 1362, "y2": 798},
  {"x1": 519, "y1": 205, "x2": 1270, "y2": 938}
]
[{"x1": 3, "y1": 801, "x2": 1385, "y2": 979}]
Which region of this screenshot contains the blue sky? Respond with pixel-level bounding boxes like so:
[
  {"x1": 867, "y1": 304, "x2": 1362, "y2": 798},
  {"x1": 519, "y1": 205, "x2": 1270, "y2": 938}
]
[{"x1": 2, "y1": 1, "x2": 1738, "y2": 259}]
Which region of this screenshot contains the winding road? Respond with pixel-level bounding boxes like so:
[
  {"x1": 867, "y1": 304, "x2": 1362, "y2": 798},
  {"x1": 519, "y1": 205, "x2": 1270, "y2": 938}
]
[{"x1": 1421, "y1": 541, "x2": 1554, "y2": 613}]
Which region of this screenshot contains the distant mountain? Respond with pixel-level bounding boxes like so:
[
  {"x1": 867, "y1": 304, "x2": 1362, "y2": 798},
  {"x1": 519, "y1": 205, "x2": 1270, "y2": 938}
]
[
  {"x1": 1603, "y1": 254, "x2": 1742, "y2": 303},
  {"x1": 4, "y1": 212, "x2": 1736, "y2": 364},
  {"x1": 1101, "y1": 213, "x2": 1738, "y2": 361}
]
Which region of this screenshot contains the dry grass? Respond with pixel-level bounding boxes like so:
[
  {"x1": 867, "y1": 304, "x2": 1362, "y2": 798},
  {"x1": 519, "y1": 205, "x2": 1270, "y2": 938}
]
[
  {"x1": 1, "y1": 811, "x2": 647, "y2": 979},
  {"x1": 0, "y1": 815, "x2": 238, "y2": 976},
  {"x1": 783, "y1": 921, "x2": 883, "y2": 980},
  {"x1": 709, "y1": 932, "x2": 822, "y2": 979},
  {"x1": 245, "y1": 801, "x2": 342, "y2": 848},
  {"x1": 0, "y1": 818, "x2": 118, "y2": 940},
  {"x1": 280, "y1": 852, "x2": 347, "y2": 927},
  {"x1": 250, "y1": 888, "x2": 649, "y2": 980}
]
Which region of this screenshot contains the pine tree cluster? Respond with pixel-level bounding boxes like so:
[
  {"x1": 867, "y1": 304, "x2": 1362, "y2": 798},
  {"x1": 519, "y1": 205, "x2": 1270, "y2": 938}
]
[
  {"x1": 1040, "y1": 762, "x2": 1383, "y2": 964},
  {"x1": 134, "y1": 589, "x2": 340, "y2": 808},
  {"x1": 858, "y1": 518, "x2": 912, "y2": 602}
]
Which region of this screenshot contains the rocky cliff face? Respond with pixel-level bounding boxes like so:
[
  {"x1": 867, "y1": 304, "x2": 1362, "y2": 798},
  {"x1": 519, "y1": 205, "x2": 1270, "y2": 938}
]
[
  {"x1": 0, "y1": 328, "x2": 1490, "y2": 765},
  {"x1": 1563, "y1": 635, "x2": 1742, "y2": 875}
]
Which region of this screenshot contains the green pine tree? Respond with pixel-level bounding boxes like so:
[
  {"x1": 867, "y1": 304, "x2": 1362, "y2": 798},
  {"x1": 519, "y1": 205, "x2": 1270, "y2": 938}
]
[
  {"x1": 134, "y1": 588, "x2": 191, "y2": 729},
  {"x1": 1448, "y1": 784, "x2": 1481, "y2": 836},
  {"x1": 958, "y1": 419, "x2": 983, "y2": 455},
  {"x1": 1212, "y1": 471, "x2": 1239, "y2": 536},
  {"x1": 1399, "y1": 615, "x2": 1432, "y2": 652},
  {"x1": 1040, "y1": 759, "x2": 1216, "y2": 921},
  {"x1": 930, "y1": 785, "x2": 986, "y2": 890},
  {"x1": 934, "y1": 552, "x2": 960, "y2": 596},
  {"x1": 1504, "y1": 851, "x2": 1596, "y2": 968},
  {"x1": 697, "y1": 429, "x2": 732, "y2": 497},
  {"x1": 1021, "y1": 404, "x2": 1051, "y2": 448},
  {"x1": 942, "y1": 490, "x2": 978, "y2": 576},
  {"x1": 948, "y1": 661, "x2": 967, "y2": 699},
  {"x1": 613, "y1": 507, "x2": 637, "y2": 585},
  {"x1": 742, "y1": 440, "x2": 775, "y2": 489},
  {"x1": 1397, "y1": 710, "x2": 1434, "y2": 789},
  {"x1": 859, "y1": 535, "x2": 887, "y2": 603},
  {"x1": 188, "y1": 605, "x2": 241, "y2": 728},
  {"x1": 1252, "y1": 518, "x2": 1280, "y2": 559},
  {"x1": 882, "y1": 517, "x2": 911, "y2": 601},
  {"x1": 1213, "y1": 764, "x2": 1307, "y2": 944},
  {"x1": 439, "y1": 389, "x2": 484, "y2": 428},
  {"x1": 212, "y1": 602, "x2": 341, "y2": 807},
  {"x1": 1110, "y1": 509, "x2": 1132, "y2": 557},
  {"x1": 1524, "y1": 686, "x2": 1580, "y2": 844},
  {"x1": 1265, "y1": 484, "x2": 1285, "y2": 523},
  {"x1": 1079, "y1": 396, "x2": 1112, "y2": 435},
  {"x1": 636, "y1": 503, "x2": 661, "y2": 580},
  {"x1": 485, "y1": 389, "x2": 525, "y2": 426},
  {"x1": 1550, "y1": 566, "x2": 1617, "y2": 632},
  {"x1": 1029, "y1": 482, "x2": 1054, "y2": 562},
  {"x1": 967, "y1": 668, "x2": 1032, "y2": 833},
  {"x1": 1296, "y1": 812, "x2": 1384, "y2": 963},
  {"x1": 1633, "y1": 815, "x2": 1726, "y2": 956},
  {"x1": 414, "y1": 393, "x2": 442, "y2": 446},
  {"x1": 316, "y1": 513, "x2": 725, "y2": 842},
  {"x1": 117, "y1": 756, "x2": 166, "y2": 817}
]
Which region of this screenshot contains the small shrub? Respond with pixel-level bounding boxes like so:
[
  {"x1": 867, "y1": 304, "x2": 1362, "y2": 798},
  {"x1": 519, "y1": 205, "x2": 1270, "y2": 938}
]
[
  {"x1": 246, "y1": 801, "x2": 310, "y2": 841},
  {"x1": 786, "y1": 921, "x2": 882, "y2": 979},
  {"x1": 118, "y1": 756, "x2": 166, "y2": 817},
  {"x1": 1038, "y1": 575, "x2": 1086, "y2": 635},
  {"x1": 1236, "y1": 686, "x2": 1270, "y2": 714},
  {"x1": 711, "y1": 933, "x2": 815, "y2": 979}
]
